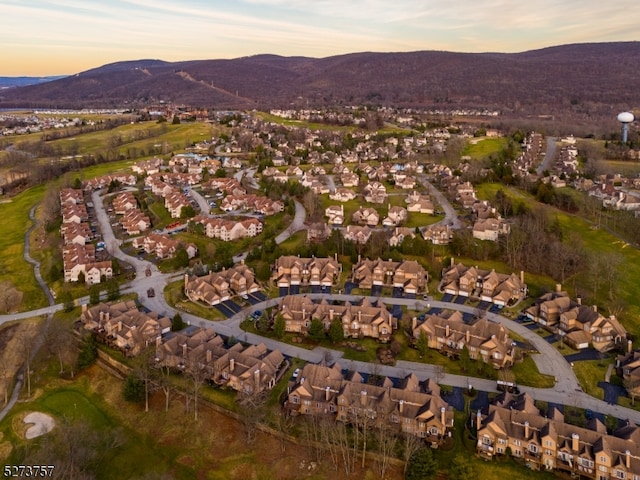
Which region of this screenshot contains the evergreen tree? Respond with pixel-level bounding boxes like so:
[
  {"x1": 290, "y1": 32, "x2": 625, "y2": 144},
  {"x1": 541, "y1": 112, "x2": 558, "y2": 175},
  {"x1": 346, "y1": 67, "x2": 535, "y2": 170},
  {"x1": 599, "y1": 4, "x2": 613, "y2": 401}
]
[
  {"x1": 77, "y1": 334, "x2": 98, "y2": 370},
  {"x1": 308, "y1": 318, "x2": 325, "y2": 342},
  {"x1": 328, "y1": 317, "x2": 344, "y2": 344},
  {"x1": 171, "y1": 313, "x2": 186, "y2": 331},
  {"x1": 273, "y1": 314, "x2": 286, "y2": 339},
  {"x1": 405, "y1": 447, "x2": 437, "y2": 480},
  {"x1": 123, "y1": 374, "x2": 145, "y2": 403}
]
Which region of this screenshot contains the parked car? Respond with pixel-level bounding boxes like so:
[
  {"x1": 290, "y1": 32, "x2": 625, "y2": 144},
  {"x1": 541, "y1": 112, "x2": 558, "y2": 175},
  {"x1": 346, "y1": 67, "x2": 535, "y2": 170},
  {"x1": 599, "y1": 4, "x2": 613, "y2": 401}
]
[{"x1": 147, "y1": 288, "x2": 155, "y2": 298}]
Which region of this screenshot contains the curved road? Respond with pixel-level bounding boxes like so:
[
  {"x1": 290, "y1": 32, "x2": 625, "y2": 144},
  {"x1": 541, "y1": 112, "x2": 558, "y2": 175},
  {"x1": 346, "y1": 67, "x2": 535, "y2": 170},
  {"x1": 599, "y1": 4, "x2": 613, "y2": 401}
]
[{"x1": 2, "y1": 189, "x2": 638, "y2": 426}]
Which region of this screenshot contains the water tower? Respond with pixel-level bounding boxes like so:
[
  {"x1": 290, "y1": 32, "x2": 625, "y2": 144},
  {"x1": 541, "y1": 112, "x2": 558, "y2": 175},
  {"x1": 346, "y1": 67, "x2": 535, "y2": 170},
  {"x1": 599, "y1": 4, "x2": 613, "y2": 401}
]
[{"x1": 617, "y1": 112, "x2": 634, "y2": 143}]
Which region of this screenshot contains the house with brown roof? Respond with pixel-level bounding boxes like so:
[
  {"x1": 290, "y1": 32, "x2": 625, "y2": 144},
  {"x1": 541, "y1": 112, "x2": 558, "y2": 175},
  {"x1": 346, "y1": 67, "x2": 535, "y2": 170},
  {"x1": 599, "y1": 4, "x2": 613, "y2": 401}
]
[
  {"x1": 286, "y1": 363, "x2": 454, "y2": 445},
  {"x1": 325, "y1": 204, "x2": 345, "y2": 225},
  {"x1": 194, "y1": 216, "x2": 263, "y2": 241},
  {"x1": 329, "y1": 187, "x2": 357, "y2": 202},
  {"x1": 382, "y1": 205, "x2": 408, "y2": 227},
  {"x1": 352, "y1": 257, "x2": 429, "y2": 294},
  {"x1": 388, "y1": 227, "x2": 416, "y2": 247},
  {"x1": 343, "y1": 225, "x2": 372, "y2": 244},
  {"x1": 279, "y1": 295, "x2": 396, "y2": 342},
  {"x1": 306, "y1": 222, "x2": 332, "y2": 243},
  {"x1": 272, "y1": 255, "x2": 342, "y2": 289},
  {"x1": 475, "y1": 392, "x2": 640, "y2": 476},
  {"x1": 120, "y1": 209, "x2": 151, "y2": 235},
  {"x1": 412, "y1": 311, "x2": 514, "y2": 368},
  {"x1": 112, "y1": 192, "x2": 138, "y2": 214},
  {"x1": 81, "y1": 301, "x2": 171, "y2": 356},
  {"x1": 184, "y1": 264, "x2": 259, "y2": 306},
  {"x1": 132, "y1": 232, "x2": 197, "y2": 260},
  {"x1": 421, "y1": 224, "x2": 453, "y2": 245},
  {"x1": 473, "y1": 218, "x2": 510, "y2": 241},
  {"x1": 441, "y1": 261, "x2": 526, "y2": 306},
  {"x1": 352, "y1": 207, "x2": 379, "y2": 226},
  {"x1": 363, "y1": 181, "x2": 387, "y2": 204},
  {"x1": 59, "y1": 188, "x2": 84, "y2": 205},
  {"x1": 526, "y1": 285, "x2": 627, "y2": 352},
  {"x1": 63, "y1": 244, "x2": 112, "y2": 284},
  {"x1": 60, "y1": 222, "x2": 92, "y2": 245}
]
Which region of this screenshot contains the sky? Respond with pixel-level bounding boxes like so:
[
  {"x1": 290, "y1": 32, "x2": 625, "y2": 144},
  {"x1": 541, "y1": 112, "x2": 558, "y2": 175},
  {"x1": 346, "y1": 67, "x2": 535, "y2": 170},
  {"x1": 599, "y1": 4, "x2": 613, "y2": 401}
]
[{"x1": 1, "y1": 0, "x2": 638, "y2": 76}]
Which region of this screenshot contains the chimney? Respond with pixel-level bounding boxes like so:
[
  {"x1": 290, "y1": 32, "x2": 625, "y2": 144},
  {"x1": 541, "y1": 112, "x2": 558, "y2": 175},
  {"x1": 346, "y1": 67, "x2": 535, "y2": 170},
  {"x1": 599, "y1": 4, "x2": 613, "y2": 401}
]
[
  {"x1": 229, "y1": 358, "x2": 235, "y2": 373},
  {"x1": 556, "y1": 283, "x2": 562, "y2": 293},
  {"x1": 206, "y1": 349, "x2": 212, "y2": 363},
  {"x1": 412, "y1": 317, "x2": 417, "y2": 330},
  {"x1": 629, "y1": 339, "x2": 633, "y2": 354},
  {"x1": 593, "y1": 305, "x2": 598, "y2": 313},
  {"x1": 399, "y1": 399, "x2": 404, "y2": 413},
  {"x1": 524, "y1": 421, "x2": 530, "y2": 439},
  {"x1": 325, "y1": 386, "x2": 331, "y2": 401},
  {"x1": 329, "y1": 309, "x2": 334, "y2": 321},
  {"x1": 476, "y1": 410, "x2": 482, "y2": 430},
  {"x1": 82, "y1": 303, "x2": 87, "y2": 313},
  {"x1": 254, "y1": 369, "x2": 260, "y2": 392},
  {"x1": 360, "y1": 389, "x2": 368, "y2": 406},
  {"x1": 451, "y1": 257, "x2": 454, "y2": 267},
  {"x1": 117, "y1": 320, "x2": 122, "y2": 332},
  {"x1": 577, "y1": 295, "x2": 582, "y2": 305},
  {"x1": 155, "y1": 336, "x2": 161, "y2": 348},
  {"x1": 466, "y1": 329, "x2": 470, "y2": 343},
  {"x1": 627, "y1": 450, "x2": 631, "y2": 469},
  {"x1": 441, "y1": 406, "x2": 446, "y2": 428},
  {"x1": 182, "y1": 342, "x2": 187, "y2": 357},
  {"x1": 520, "y1": 271, "x2": 524, "y2": 284},
  {"x1": 572, "y1": 433, "x2": 579, "y2": 452}
]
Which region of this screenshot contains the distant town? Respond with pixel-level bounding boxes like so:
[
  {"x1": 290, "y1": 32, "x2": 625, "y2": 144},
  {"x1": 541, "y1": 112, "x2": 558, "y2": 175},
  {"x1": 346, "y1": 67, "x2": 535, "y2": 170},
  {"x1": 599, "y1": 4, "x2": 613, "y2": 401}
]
[{"x1": 1, "y1": 102, "x2": 639, "y2": 479}]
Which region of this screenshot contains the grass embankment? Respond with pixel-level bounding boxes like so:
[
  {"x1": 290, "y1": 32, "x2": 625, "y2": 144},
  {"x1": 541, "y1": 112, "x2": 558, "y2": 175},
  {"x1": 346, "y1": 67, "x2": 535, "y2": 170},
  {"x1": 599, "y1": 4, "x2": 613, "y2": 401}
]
[
  {"x1": 475, "y1": 183, "x2": 640, "y2": 338},
  {"x1": 0, "y1": 185, "x2": 48, "y2": 310}
]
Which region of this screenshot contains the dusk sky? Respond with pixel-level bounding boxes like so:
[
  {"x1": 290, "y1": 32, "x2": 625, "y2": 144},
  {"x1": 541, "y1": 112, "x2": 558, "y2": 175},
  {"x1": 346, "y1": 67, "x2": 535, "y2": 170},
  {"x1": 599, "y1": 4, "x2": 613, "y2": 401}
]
[{"x1": 2, "y1": 0, "x2": 638, "y2": 76}]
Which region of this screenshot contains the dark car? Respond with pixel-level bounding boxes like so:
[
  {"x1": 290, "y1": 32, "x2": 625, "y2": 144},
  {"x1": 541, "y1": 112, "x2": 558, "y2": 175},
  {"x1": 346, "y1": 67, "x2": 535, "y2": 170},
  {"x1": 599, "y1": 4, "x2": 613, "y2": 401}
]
[{"x1": 147, "y1": 288, "x2": 155, "y2": 298}]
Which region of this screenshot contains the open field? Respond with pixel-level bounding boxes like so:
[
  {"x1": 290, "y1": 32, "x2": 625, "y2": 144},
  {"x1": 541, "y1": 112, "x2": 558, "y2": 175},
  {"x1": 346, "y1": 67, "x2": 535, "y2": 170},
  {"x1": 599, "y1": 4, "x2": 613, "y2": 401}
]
[{"x1": 462, "y1": 136, "x2": 508, "y2": 160}]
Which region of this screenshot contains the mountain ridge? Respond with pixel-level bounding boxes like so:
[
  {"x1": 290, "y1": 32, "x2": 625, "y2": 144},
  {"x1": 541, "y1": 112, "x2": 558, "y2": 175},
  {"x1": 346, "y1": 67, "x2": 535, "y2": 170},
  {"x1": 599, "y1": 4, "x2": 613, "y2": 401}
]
[{"x1": 1, "y1": 42, "x2": 639, "y2": 117}]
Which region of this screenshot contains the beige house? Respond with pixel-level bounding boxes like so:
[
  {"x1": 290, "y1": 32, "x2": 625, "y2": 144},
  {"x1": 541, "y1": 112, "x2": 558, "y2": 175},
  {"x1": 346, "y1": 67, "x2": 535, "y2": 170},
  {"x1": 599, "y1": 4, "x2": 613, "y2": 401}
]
[
  {"x1": 363, "y1": 181, "x2": 387, "y2": 204},
  {"x1": 81, "y1": 301, "x2": 171, "y2": 356},
  {"x1": 272, "y1": 255, "x2": 342, "y2": 288},
  {"x1": 441, "y1": 261, "x2": 527, "y2": 306},
  {"x1": 184, "y1": 264, "x2": 259, "y2": 306},
  {"x1": 473, "y1": 218, "x2": 510, "y2": 241},
  {"x1": 279, "y1": 295, "x2": 396, "y2": 342},
  {"x1": 352, "y1": 207, "x2": 379, "y2": 226},
  {"x1": 526, "y1": 286, "x2": 627, "y2": 352},
  {"x1": 343, "y1": 225, "x2": 371, "y2": 244},
  {"x1": 325, "y1": 204, "x2": 345, "y2": 225},
  {"x1": 63, "y1": 244, "x2": 112, "y2": 284},
  {"x1": 286, "y1": 363, "x2": 454, "y2": 445},
  {"x1": 476, "y1": 392, "x2": 640, "y2": 476},
  {"x1": 382, "y1": 205, "x2": 408, "y2": 227},
  {"x1": 421, "y1": 224, "x2": 453, "y2": 245},
  {"x1": 412, "y1": 311, "x2": 514, "y2": 369},
  {"x1": 352, "y1": 257, "x2": 429, "y2": 294}
]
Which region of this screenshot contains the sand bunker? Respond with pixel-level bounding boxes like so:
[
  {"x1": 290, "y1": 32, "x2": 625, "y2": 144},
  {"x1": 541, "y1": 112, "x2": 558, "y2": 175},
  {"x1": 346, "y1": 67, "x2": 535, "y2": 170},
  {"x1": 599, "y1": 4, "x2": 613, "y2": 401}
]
[{"x1": 23, "y1": 412, "x2": 55, "y2": 439}]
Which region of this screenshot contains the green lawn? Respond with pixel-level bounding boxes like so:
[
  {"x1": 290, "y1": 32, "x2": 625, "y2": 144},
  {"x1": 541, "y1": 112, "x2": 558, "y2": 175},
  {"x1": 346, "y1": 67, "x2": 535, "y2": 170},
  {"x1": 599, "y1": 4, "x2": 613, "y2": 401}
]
[
  {"x1": 462, "y1": 137, "x2": 508, "y2": 160},
  {"x1": 0, "y1": 185, "x2": 48, "y2": 310},
  {"x1": 572, "y1": 359, "x2": 612, "y2": 400}
]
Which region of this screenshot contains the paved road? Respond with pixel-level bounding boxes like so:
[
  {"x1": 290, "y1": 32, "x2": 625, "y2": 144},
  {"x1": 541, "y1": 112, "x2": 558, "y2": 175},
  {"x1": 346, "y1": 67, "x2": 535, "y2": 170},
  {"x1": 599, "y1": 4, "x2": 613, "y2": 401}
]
[
  {"x1": 417, "y1": 174, "x2": 462, "y2": 229},
  {"x1": 4, "y1": 190, "x2": 640, "y2": 425},
  {"x1": 274, "y1": 200, "x2": 306, "y2": 244},
  {"x1": 537, "y1": 136, "x2": 556, "y2": 176}
]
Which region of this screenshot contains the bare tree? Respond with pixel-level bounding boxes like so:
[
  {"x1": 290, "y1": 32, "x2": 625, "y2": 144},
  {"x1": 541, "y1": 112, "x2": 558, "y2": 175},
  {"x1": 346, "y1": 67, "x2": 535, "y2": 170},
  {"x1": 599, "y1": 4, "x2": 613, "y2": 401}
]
[
  {"x1": 374, "y1": 423, "x2": 398, "y2": 479},
  {"x1": 237, "y1": 387, "x2": 268, "y2": 445},
  {"x1": 184, "y1": 355, "x2": 208, "y2": 421},
  {"x1": 401, "y1": 432, "x2": 423, "y2": 476}
]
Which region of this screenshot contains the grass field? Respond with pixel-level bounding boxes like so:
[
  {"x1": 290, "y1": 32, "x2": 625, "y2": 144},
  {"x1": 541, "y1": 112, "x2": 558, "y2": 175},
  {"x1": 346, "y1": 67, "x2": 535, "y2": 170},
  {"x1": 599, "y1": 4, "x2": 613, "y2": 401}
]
[
  {"x1": 462, "y1": 137, "x2": 508, "y2": 160},
  {"x1": 0, "y1": 185, "x2": 48, "y2": 310}
]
